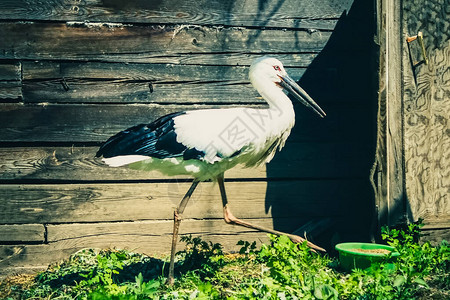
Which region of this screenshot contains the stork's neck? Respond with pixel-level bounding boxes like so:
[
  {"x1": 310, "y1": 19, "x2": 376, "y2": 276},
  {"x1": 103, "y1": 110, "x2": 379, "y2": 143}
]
[{"x1": 255, "y1": 80, "x2": 294, "y2": 117}]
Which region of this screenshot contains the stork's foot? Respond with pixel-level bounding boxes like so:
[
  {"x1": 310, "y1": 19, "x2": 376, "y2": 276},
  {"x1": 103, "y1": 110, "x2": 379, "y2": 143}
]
[
  {"x1": 223, "y1": 205, "x2": 325, "y2": 252},
  {"x1": 284, "y1": 233, "x2": 325, "y2": 252},
  {"x1": 286, "y1": 234, "x2": 307, "y2": 244}
]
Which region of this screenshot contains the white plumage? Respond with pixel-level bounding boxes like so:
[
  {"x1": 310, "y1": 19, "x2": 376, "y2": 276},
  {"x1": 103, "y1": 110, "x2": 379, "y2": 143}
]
[{"x1": 96, "y1": 56, "x2": 327, "y2": 284}]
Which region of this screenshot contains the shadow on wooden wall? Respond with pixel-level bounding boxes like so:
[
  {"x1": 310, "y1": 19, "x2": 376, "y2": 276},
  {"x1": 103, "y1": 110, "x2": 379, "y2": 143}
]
[{"x1": 265, "y1": 0, "x2": 378, "y2": 251}]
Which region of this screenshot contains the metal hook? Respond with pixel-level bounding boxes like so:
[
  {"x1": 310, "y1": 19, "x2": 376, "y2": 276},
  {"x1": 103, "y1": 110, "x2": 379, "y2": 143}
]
[{"x1": 406, "y1": 31, "x2": 428, "y2": 65}]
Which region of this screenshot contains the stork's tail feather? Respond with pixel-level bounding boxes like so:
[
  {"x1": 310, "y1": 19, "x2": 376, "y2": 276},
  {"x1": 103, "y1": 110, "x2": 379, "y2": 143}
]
[{"x1": 96, "y1": 111, "x2": 187, "y2": 160}]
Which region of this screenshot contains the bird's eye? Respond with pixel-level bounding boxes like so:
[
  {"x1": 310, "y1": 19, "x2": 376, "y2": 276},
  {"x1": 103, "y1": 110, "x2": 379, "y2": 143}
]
[{"x1": 273, "y1": 65, "x2": 281, "y2": 71}]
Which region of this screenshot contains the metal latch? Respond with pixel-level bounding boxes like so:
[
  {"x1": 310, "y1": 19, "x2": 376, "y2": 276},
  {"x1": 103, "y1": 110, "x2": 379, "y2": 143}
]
[{"x1": 406, "y1": 31, "x2": 428, "y2": 66}]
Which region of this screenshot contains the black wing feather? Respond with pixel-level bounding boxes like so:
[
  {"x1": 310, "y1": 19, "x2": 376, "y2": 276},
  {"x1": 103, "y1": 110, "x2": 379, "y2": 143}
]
[{"x1": 96, "y1": 111, "x2": 204, "y2": 160}]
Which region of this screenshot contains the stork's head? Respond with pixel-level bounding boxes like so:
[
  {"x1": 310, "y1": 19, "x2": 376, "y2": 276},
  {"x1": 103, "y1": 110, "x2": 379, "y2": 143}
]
[{"x1": 249, "y1": 56, "x2": 326, "y2": 118}]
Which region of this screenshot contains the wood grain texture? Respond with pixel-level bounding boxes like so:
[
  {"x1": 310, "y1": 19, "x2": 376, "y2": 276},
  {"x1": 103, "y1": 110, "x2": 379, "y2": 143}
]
[
  {"x1": 45, "y1": 218, "x2": 303, "y2": 250},
  {"x1": 0, "y1": 103, "x2": 370, "y2": 143},
  {"x1": 421, "y1": 229, "x2": 450, "y2": 246},
  {"x1": 0, "y1": 142, "x2": 371, "y2": 181},
  {"x1": 0, "y1": 218, "x2": 285, "y2": 279},
  {"x1": 421, "y1": 215, "x2": 450, "y2": 230},
  {"x1": 375, "y1": 0, "x2": 449, "y2": 231},
  {"x1": 20, "y1": 60, "x2": 368, "y2": 104},
  {"x1": 0, "y1": 0, "x2": 352, "y2": 30},
  {"x1": 21, "y1": 61, "x2": 301, "y2": 104},
  {"x1": 372, "y1": 0, "x2": 388, "y2": 231},
  {"x1": 402, "y1": 0, "x2": 450, "y2": 221},
  {"x1": 0, "y1": 224, "x2": 45, "y2": 243},
  {"x1": 0, "y1": 22, "x2": 332, "y2": 63},
  {"x1": 0, "y1": 181, "x2": 360, "y2": 224},
  {"x1": 0, "y1": 63, "x2": 22, "y2": 100},
  {"x1": 0, "y1": 63, "x2": 21, "y2": 81},
  {"x1": 377, "y1": 0, "x2": 405, "y2": 226},
  {"x1": 15, "y1": 54, "x2": 318, "y2": 68},
  {"x1": 0, "y1": 146, "x2": 266, "y2": 181},
  {"x1": 0, "y1": 81, "x2": 21, "y2": 100}
]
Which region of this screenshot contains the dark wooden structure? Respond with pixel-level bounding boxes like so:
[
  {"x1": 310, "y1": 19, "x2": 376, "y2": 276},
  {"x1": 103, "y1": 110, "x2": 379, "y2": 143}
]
[
  {"x1": 0, "y1": 0, "x2": 447, "y2": 278},
  {"x1": 375, "y1": 0, "x2": 449, "y2": 242}
]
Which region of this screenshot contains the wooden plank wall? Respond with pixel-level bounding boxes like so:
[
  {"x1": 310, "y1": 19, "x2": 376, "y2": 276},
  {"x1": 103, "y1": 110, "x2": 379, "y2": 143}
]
[
  {"x1": 402, "y1": 0, "x2": 450, "y2": 240},
  {"x1": 0, "y1": 0, "x2": 378, "y2": 277},
  {"x1": 374, "y1": 0, "x2": 405, "y2": 228},
  {"x1": 376, "y1": 0, "x2": 449, "y2": 242}
]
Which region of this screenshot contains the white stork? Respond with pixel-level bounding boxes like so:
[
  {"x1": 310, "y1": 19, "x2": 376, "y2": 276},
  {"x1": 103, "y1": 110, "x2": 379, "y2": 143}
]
[{"x1": 96, "y1": 57, "x2": 326, "y2": 284}]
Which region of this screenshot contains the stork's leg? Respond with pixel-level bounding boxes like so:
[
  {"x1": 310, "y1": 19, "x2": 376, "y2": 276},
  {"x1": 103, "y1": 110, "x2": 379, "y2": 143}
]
[
  {"x1": 217, "y1": 175, "x2": 325, "y2": 252},
  {"x1": 167, "y1": 180, "x2": 199, "y2": 285}
]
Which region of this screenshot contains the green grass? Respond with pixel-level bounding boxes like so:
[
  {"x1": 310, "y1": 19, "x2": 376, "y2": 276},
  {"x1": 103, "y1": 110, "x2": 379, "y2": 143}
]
[{"x1": 1, "y1": 221, "x2": 448, "y2": 299}]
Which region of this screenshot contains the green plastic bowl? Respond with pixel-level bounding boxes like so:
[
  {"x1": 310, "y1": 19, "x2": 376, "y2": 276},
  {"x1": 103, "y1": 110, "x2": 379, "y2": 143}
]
[{"x1": 335, "y1": 242, "x2": 399, "y2": 272}]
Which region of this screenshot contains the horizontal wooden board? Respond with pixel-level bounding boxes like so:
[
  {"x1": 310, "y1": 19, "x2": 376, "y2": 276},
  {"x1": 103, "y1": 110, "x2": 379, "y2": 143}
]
[
  {"x1": 0, "y1": 103, "x2": 372, "y2": 143},
  {"x1": 9, "y1": 54, "x2": 320, "y2": 68},
  {"x1": 21, "y1": 61, "x2": 369, "y2": 104},
  {"x1": 0, "y1": 142, "x2": 371, "y2": 181},
  {"x1": 0, "y1": 265, "x2": 44, "y2": 280},
  {"x1": 421, "y1": 215, "x2": 450, "y2": 230},
  {"x1": 0, "y1": 146, "x2": 265, "y2": 181},
  {"x1": 21, "y1": 62, "x2": 300, "y2": 104},
  {"x1": 421, "y1": 229, "x2": 450, "y2": 246},
  {"x1": 0, "y1": 0, "x2": 353, "y2": 29},
  {"x1": 0, "y1": 22, "x2": 332, "y2": 63},
  {"x1": 0, "y1": 218, "x2": 287, "y2": 279},
  {"x1": 0, "y1": 63, "x2": 21, "y2": 81},
  {"x1": 0, "y1": 81, "x2": 22, "y2": 100},
  {"x1": 23, "y1": 80, "x2": 260, "y2": 104},
  {"x1": 46, "y1": 218, "x2": 291, "y2": 244},
  {"x1": 0, "y1": 180, "x2": 366, "y2": 224},
  {"x1": 22, "y1": 58, "x2": 317, "y2": 80},
  {"x1": 0, "y1": 224, "x2": 45, "y2": 243},
  {"x1": 0, "y1": 63, "x2": 22, "y2": 100},
  {"x1": 22, "y1": 61, "x2": 253, "y2": 81}
]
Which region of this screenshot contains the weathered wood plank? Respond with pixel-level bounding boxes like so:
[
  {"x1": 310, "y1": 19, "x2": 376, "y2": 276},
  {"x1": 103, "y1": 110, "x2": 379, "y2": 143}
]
[
  {"x1": 421, "y1": 229, "x2": 450, "y2": 246},
  {"x1": 0, "y1": 22, "x2": 332, "y2": 62},
  {"x1": 0, "y1": 265, "x2": 44, "y2": 280},
  {"x1": 21, "y1": 61, "x2": 367, "y2": 104},
  {"x1": 403, "y1": 42, "x2": 450, "y2": 220},
  {"x1": 46, "y1": 219, "x2": 286, "y2": 245},
  {"x1": 22, "y1": 61, "x2": 253, "y2": 81},
  {"x1": 17, "y1": 54, "x2": 318, "y2": 68},
  {"x1": 0, "y1": 245, "x2": 41, "y2": 279},
  {"x1": 422, "y1": 215, "x2": 450, "y2": 230},
  {"x1": 51, "y1": 53, "x2": 318, "y2": 67},
  {"x1": 376, "y1": 0, "x2": 449, "y2": 228},
  {"x1": 22, "y1": 58, "x2": 316, "y2": 80},
  {"x1": 0, "y1": 218, "x2": 284, "y2": 279},
  {"x1": 0, "y1": 142, "x2": 371, "y2": 181},
  {"x1": 0, "y1": 224, "x2": 45, "y2": 243},
  {"x1": 0, "y1": 181, "x2": 362, "y2": 224},
  {"x1": 0, "y1": 63, "x2": 22, "y2": 100},
  {"x1": 0, "y1": 103, "x2": 193, "y2": 143},
  {"x1": 21, "y1": 62, "x2": 304, "y2": 104},
  {"x1": 0, "y1": 103, "x2": 371, "y2": 143},
  {"x1": 374, "y1": 0, "x2": 406, "y2": 227},
  {"x1": 0, "y1": 0, "x2": 353, "y2": 30},
  {"x1": 0, "y1": 63, "x2": 21, "y2": 81},
  {"x1": 0, "y1": 146, "x2": 265, "y2": 181},
  {"x1": 0, "y1": 81, "x2": 22, "y2": 100},
  {"x1": 20, "y1": 61, "x2": 297, "y2": 103},
  {"x1": 23, "y1": 80, "x2": 260, "y2": 104}
]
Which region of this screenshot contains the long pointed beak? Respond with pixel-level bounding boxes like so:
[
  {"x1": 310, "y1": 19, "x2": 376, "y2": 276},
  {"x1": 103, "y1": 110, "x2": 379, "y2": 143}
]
[{"x1": 278, "y1": 74, "x2": 326, "y2": 118}]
